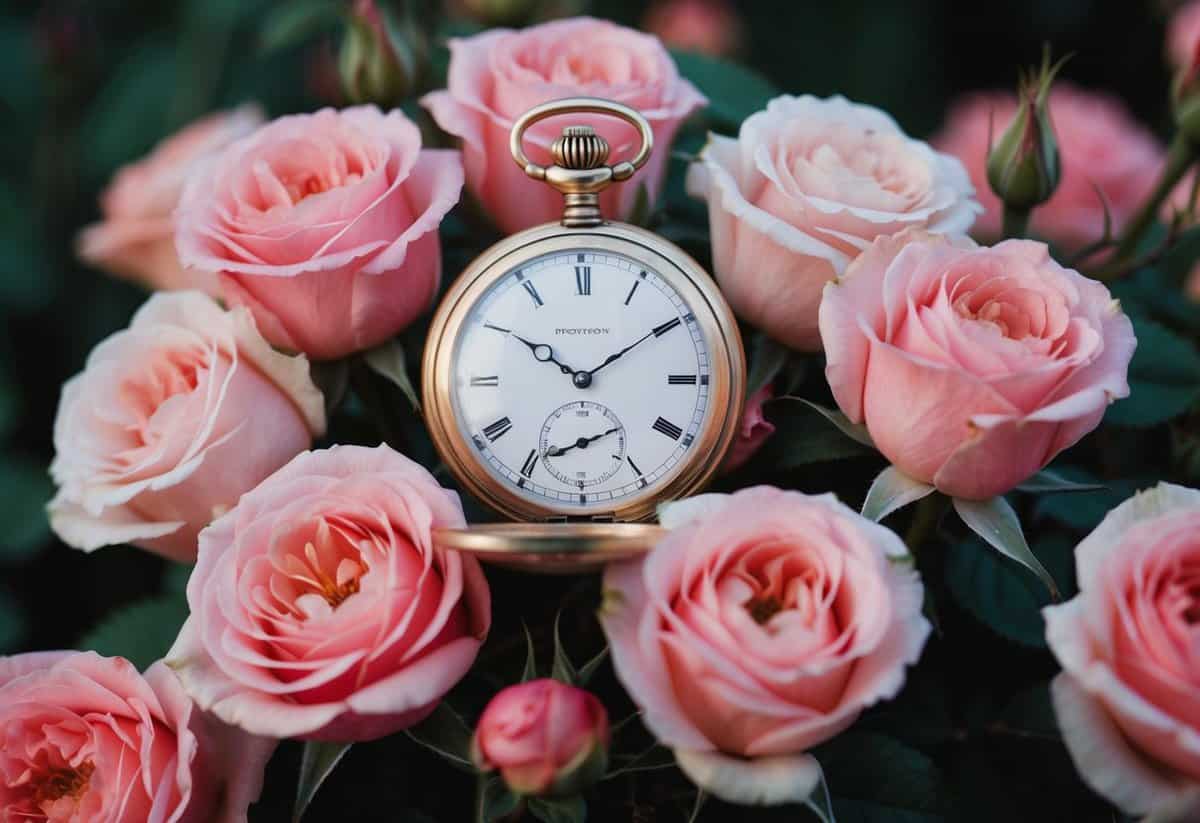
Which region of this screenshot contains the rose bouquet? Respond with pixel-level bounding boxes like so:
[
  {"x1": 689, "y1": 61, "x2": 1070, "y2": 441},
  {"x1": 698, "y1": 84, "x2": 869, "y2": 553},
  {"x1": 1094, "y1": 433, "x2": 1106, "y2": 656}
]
[{"x1": 6, "y1": 1, "x2": 1200, "y2": 821}]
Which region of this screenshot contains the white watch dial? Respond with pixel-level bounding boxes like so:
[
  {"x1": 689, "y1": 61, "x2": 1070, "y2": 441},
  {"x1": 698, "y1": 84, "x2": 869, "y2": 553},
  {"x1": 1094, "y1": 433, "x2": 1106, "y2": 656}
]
[{"x1": 450, "y1": 248, "x2": 711, "y2": 511}]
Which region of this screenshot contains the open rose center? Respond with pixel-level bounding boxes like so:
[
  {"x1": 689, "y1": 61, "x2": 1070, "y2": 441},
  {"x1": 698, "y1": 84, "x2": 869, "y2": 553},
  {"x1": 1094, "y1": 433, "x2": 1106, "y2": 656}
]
[
  {"x1": 30, "y1": 760, "x2": 94, "y2": 816},
  {"x1": 279, "y1": 517, "x2": 369, "y2": 616},
  {"x1": 240, "y1": 135, "x2": 374, "y2": 213},
  {"x1": 734, "y1": 544, "x2": 833, "y2": 631},
  {"x1": 112, "y1": 345, "x2": 212, "y2": 465}
]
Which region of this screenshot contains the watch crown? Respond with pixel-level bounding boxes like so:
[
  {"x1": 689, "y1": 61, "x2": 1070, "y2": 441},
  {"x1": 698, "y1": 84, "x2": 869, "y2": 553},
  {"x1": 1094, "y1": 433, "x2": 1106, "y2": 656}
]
[{"x1": 551, "y1": 125, "x2": 611, "y2": 171}]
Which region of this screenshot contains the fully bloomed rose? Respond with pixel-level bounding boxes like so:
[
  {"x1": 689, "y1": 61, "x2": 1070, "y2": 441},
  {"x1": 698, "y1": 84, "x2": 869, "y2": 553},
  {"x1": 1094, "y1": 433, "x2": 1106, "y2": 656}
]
[
  {"x1": 0, "y1": 651, "x2": 273, "y2": 822},
  {"x1": 48, "y1": 291, "x2": 325, "y2": 561},
  {"x1": 471, "y1": 679, "x2": 609, "y2": 797},
  {"x1": 601, "y1": 487, "x2": 929, "y2": 806},
  {"x1": 687, "y1": 94, "x2": 979, "y2": 350},
  {"x1": 421, "y1": 17, "x2": 706, "y2": 233},
  {"x1": 77, "y1": 105, "x2": 264, "y2": 295},
  {"x1": 932, "y1": 85, "x2": 1165, "y2": 251},
  {"x1": 166, "y1": 444, "x2": 491, "y2": 742},
  {"x1": 175, "y1": 106, "x2": 463, "y2": 360},
  {"x1": 819, "y1": 231, "x2": 1135, "y2": 500},
  {"x1": 1044, "y1": 483, "x2": 1200, "y2": 821}
]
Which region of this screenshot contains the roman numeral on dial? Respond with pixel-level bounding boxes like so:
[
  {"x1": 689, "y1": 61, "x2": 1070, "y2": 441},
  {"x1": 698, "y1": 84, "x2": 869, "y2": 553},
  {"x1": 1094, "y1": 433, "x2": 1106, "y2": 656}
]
[
  {"x1": 470, "y1": 375, "x2": 499, "y2": 387},
  {"x1": 668, "y1": 374, "x2": 697, "y2": 385},
  {"x1": 521, "y1": 280, "x2": 543, "y2": 307},
  {"x1": 519, "y1": 449, "x2": 538, "y2": 480},
  {"x1": 482, "y1": 417, "x2": 512, "y2": 441},
  {"x1": 575, "y1": 266, "x2": 591, "y2": 295},
  {"x1": 627, "y1": 456, "x2": 647, "y2": 488},
  {"x1": 651, "y1": 417, "x2": 683, "y2": 440}
]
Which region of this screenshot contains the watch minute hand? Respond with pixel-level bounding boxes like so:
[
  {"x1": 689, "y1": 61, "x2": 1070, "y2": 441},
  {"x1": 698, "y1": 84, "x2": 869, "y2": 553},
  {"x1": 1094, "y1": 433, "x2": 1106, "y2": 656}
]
[{"x1": 585, "y1": 317, "x2": 680, "y2": 377}]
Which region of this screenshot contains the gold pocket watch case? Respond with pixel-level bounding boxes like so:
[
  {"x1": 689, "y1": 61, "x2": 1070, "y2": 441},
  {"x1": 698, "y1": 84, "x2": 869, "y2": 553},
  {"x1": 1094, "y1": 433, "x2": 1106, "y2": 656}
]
[{"x1": 424, "y1": 97, "x2": 745, "y2": 573}]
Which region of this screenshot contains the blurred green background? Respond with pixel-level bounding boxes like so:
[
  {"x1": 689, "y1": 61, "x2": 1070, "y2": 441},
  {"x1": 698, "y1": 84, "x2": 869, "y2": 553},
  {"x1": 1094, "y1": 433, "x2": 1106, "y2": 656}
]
[{"x1": 0, "y1": 0, "x2": 1184, "y2": 820}]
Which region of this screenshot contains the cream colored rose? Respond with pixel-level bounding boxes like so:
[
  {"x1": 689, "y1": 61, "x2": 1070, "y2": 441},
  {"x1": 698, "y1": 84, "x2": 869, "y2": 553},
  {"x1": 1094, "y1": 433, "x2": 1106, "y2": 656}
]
[{"x1": 687, "y1": 94, "x2": 979, "y2": 350}]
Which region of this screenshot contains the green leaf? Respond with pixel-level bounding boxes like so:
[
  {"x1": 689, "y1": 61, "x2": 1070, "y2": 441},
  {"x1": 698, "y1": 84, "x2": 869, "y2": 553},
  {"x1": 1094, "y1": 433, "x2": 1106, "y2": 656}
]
[
  {"x1": 527, "y1": 796, "x2": 586, "y2": 823},
  {"x1": 803, "y1": 765, "x2": 836, "y2": 823},
  {"x1": 786, "y1": 397, "x2": 875, "y2": 447},
  {"x1": 576, "y1": 646, "x2": 609, "y2": 687},
  {"x1": 1106, "y1": 314, "x2": 1200, "y2": 428},
  {"x1": 0, "y1": 456, "x2": 54, "y2": 562},
  {"x1": 294, "y1": 741, "x2": 352, "y2": 823},
  {"x1": 952, "y1": 496, "x2": 1059, "y2": 599},
  {"x1": 82, "y1": 42, "x2": 178, "y2": 180},
  {"x1": 78, "y1": 594, "x2": 189, "y2": 671},
  {"x1": 0, "y1": 183, "x2": 57, "y2": 312},
  {"x1": 745, "y1": 333, "x2": 789, "y2": 400},
  {"x1": 760, "y1": 398, "x2": 875, "y2": 470},
  {"x1": 551, "y1": 612, "x2": 576, "y2": 685},
  {"x1": 1015, "y1": 469, "x2": 1106, "y2": 494},
  {"x1": 944, "y1": 535, "x2": 1075, "y2": 648},
  {"x1": 521, "y1": 622, "x2": 538, "y2": 682},
  {"x1": 163, "y1": 563, "x2": 194, "y2": 595},
  {"x1": 362, "y1": 338, "x2": 422, "y2": 415},
  {"x1": 998, "y1": 683, "x2": 1060, "y2": 738},
  {"x1": 815, "y1": 732, "x2": 947, "y2": 818},
  {"x1": 405, "y1": 701, "x2": 476, "y2": 773},
  {"x1": 861, "y1": 466, "x2": 935, "y2": 522},
  {"x1": 477, "y1": 777, "x2": 519, "y2": 823},
  {"x1": 259, "y1": 0, "x2": 342, "y2": 54},
  {"x1": 671, "y1": 50, "x2": 779, "y2": 128},
  {"x1": 310, "y1": 359, "x2": 350, "y2": 418},
  {"x1": 1034, "y1": 467, "x2": 1151, "y2": 531},
  {"x1": 686, "y1": 790, "x2": 707, "y2": 823}
]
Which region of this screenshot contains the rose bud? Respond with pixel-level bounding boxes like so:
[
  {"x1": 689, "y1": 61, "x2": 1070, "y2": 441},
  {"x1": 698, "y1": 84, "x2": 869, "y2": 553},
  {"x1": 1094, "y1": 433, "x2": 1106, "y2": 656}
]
[
  {"x1": 719, "y1": 384, "x2": 775, "y2": 474},
  {"x1": 642, "y1": 0, "x2": 744, "y2": 58},
  {"x1": 1169, "y1": 1, "x2": 1200, "y2": 69},
  {"x1": 471, "y1": 679, "x2": 610, "y2": 797},
  {"x1": 1044, "y1": 483, "x2": 1200, "y2": 820},
  {"x1": 339, "y1": 0, "x2": 427, "y2": 107},
  {"x1": 986, "y1": 58, "x2": 1061, "y2": 214}
]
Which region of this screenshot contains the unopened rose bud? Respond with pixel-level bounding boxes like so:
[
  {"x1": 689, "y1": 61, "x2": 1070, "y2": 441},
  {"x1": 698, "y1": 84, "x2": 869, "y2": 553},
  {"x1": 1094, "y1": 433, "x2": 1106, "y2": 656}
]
[
  {"x1": 1174, "y1": 41, "x2": 1200, "y2": 145},
  {"x1": 456, "y1": 0, "x2": 544, "y2": 26},
  {"x1": 987, "y1": 58, "x2": 1061, "y2": 211},
  {"x1": 471, "y1": 679, "x2": 610, "y2": 797},
  {"x1": 339, "y1": 0, "x2": 426, "y2": 107}
]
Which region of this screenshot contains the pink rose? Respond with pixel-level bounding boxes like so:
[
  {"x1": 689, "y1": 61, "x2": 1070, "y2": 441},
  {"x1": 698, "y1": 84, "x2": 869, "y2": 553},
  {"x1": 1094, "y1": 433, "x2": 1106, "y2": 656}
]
[
  {"x1": 0, "y1": 651, "x2": 273, "y2": 822},
  {"x1": 175, "y1": 106, "x2": 463, "y2": 360},
  {"x1": 1044, "y1": 483, "x2": 1200, "y2": 820},
  {"x1": 932, "y1": 85, "x2": 1164, "y2": 252},
  {"x1": 77, "y1": 105, "x2": 264, "y2": 294},
  {"x1": 601, "y1": 487, "x2": 929, "y2": 805},
  {"x1": 1170, "y1": 2, "x2": 1200, "y2": 68},
  {"x1": 719, "y1": 384, "x2": 775, "y2": 473},
  {"x1": 421, "y1": 17, "x2": 706, "y2": 234},
  {"x1": 642, "y1": 0, "x2": 743, "y2": 58},
  {"x1": 48, "y1": 291, "x2": 325, "y2": 561},
  {"x1": 471, "y1": 679, "x2": 610, "y2": 797},
  {"x1": 166, "y1": 444, "x2": 491, "y2": 742},
  {"x1": 687, "y1": 95, "x2": 979, "y2": 351},
  {"x1": 819, "y1": 231, "x2": 1135, "y2": 500}
]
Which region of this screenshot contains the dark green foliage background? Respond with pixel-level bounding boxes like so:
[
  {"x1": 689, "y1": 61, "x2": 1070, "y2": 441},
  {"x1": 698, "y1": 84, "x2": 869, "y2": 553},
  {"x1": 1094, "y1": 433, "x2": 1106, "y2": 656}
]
[{"x1": 0, "y1": 0, "x2": 1195, "y2": 820}]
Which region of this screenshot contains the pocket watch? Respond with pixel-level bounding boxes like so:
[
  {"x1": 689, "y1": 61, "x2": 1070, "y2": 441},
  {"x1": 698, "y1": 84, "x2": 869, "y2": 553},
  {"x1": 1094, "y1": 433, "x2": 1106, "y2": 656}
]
[{"x1": 424, "y1": 97, "x2": 745, "y2": 572}]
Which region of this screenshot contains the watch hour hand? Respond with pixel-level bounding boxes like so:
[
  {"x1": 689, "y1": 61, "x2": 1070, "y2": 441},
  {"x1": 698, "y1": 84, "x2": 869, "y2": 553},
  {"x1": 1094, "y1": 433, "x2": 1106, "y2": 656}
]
[{"x1": 511, "y1": 333, "x2": 579, "y2": 377}]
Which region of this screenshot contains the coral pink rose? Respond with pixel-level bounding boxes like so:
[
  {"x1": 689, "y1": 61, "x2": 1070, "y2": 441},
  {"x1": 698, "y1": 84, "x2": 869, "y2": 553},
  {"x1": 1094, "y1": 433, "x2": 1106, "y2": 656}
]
[
  {"x1": 421, "y1": 17, "x2": 706, "y2": 234},
  {"x1": 642, "y1": 0, "x2": 743, "y2": 58},
  {"x1": 0, "y1": 651, "x2": 273, "y2": 822},
  {"x1": 1170, "y1": 2, "x2": 1200, "y2": 68},
  {"x1": 471, "y1": 679, "x2": 610, "y2": 797},
  {"x1": 601, "y1": 487, "x2": 929, "y2": 805},
  {"x1": 48, "y1": 291, "x2": 325, "y2": 561},
  {"x1": 175, "y1": 106, "x2": 463, "y2": 360},
  {"x1": 1044, "y1": 483, "x2": 1200, "y2": 820},
  {"x1": 77, "y1": 105, "x2": 264, "y2": 294},
  {"x1": 687, "y1": 95, "x2": 979, "y2": 350},
  {"x1": 720, "y1": 384, "x2": 775, "y2": 473},
  {"x1": 819, "y1": 231, "x2": 1135, "y2": 500},
  {"x1": 932, "y1": 85, "x2": 1164, "y2": 252},
  {"x1": 166, "y1": 444, "x2": 491, "y2": 742}
]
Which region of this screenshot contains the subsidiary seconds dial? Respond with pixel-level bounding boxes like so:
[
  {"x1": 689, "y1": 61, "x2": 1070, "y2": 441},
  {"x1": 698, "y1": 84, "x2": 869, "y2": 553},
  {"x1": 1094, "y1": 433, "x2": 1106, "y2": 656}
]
[{"x1": 449, "y1": 247, "x2": 712, "y2": 510}]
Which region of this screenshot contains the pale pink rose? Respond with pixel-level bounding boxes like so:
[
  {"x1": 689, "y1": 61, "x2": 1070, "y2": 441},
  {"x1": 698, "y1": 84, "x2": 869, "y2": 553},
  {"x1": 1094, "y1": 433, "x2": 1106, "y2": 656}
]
[
  {"x1": 688, "y1": 94, "x2": 979, "y2": 351},
  {"x1": 819, "y1": 231, "x2": 1135, "y2": 500},
  {"x1": 471, "y1": 679, "x2": 609, "y2": 797},
  {"x1": 1044, "y1": 483, "x2": 1200, "y2": 820},
  {"x1": 175, "y1": 106, "x2": 463, "y2": 360},
  {"x1": 932, "y1": 85, "x2": 1165, "y2": 251},
  {"x1": 601, "y1": 487, "x2": 929, "y2": 805},
  {"x1": 421, "y1": 17, "x2": 706, "y2": 234},
  {"x1": 642, "y1": 0, "x2": 743, "y2": 58},
  {"x1": 166, "y1": 444, "x2": 491, "y2": 742},
  {"x1": 49, "y1": 291, "x2": 325, "y2": 562},
  {"x1": 1170, "y1": 2, "x2": 1200, "y2": 68},
  {"x1": 78, "y1": 105, "x2": 264, "y2": 294},
  {"x1": 0, "y1": 651, "x2": 273, "y2": 823},
  {"x1": 720, "y1": 384, "x2": 775, "y2": 473}
]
